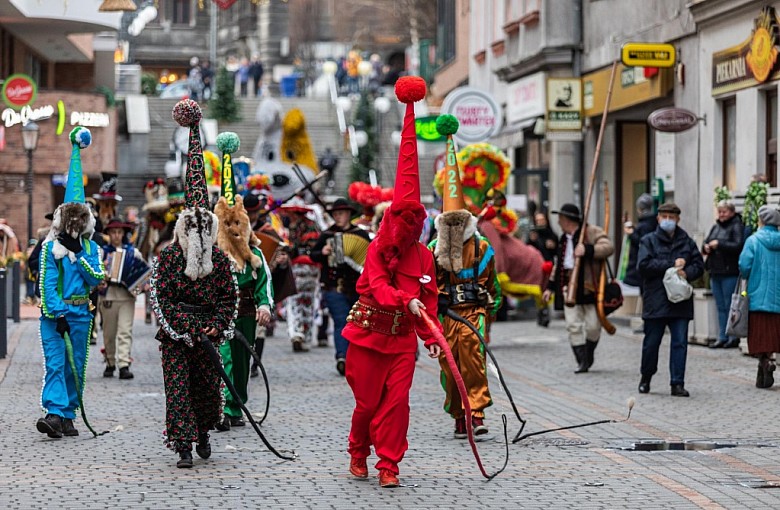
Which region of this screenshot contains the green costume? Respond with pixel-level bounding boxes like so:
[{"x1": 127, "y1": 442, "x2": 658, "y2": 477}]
[{"x1": 219, "y1": 245, "x2": 274, "y2": 417}]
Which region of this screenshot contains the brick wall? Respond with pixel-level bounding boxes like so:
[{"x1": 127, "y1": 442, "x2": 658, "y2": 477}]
[
  {"x1": 54, "y1": 63, "x2": 95, "y2": 91},
  {"x1": 0, "y1": 91, "x2": 116, "y2": 243}
]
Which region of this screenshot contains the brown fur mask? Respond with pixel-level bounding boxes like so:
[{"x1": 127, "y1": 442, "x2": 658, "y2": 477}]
[
  {"x1": 46, "y1": 202, "x2": 96, "y2": 260},
  {"x1": 214, "y1": 195, "x2": 262, "y2": 272}
]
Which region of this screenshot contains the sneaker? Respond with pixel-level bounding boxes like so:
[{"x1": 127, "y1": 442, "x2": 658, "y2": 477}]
[
  {"x1": 103, "y1": 365, "x2": 115, "y2": 378},
  {"x1": 472, "y1": 416, "x2": 489, "y2": 436},
  {"x1": 177, "y1": 450, "x2": 193, "y2": 468},
  {"x1": 36, "y1": 414, "x2": 63, "y2": 438},
  {"x1": 195, "y1": 432, "x2": 211, "y2": 459},
  {"x1": 229, "y1": 415, "x2": 245, "y2": 427},
  {"x1": 215, "y1": 414, "x2": 231, "y2": 432},
  {"x1": 62, "y1": 418, "x2": 79, "y2": 437},
  {"x1": 119, "y1": 367, "x2": 134, "y2": 380},
  {"x1": 454, "y1": 417, "x2": 467, "y2": 439},
  {"x1": 378, "y1": 469, "x2": 399, "y2": 488},
  {"x1": 336, "y1": 358, "x2": 346, "y2": 376},
  {"x1": 349, "y1": 457, "x2": 368, "y2": 479}
]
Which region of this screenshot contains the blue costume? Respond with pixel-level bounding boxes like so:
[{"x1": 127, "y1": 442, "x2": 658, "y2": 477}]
[
  {"x1": 39, "y1": 238, "x2": 105, "y2": 418},
  {"x1": 36, "y1": 126, "x2": 103, "y2": 439}
]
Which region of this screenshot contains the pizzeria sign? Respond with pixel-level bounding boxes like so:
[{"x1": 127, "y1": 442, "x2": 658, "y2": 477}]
[{"x1": 1, "y1": 74, "x2": 37, "y2": 110}]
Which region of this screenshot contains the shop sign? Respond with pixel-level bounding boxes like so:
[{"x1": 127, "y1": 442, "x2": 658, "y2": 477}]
[
  {"x1": 621, "y1": 43, "x2": 676, "y2": 68},
  {"x1": 1, "y1": 74, "x2": 37, "y2": 110},
  {"x1": 506, "y1": 72, "x2": 546, "y2": 125},
  {"x1": 647, "y1": 107, "x2": 699, "y2": 133},
  {"x1": 546, "y1": 78, "x2": 582, "y2": 132},
  {"x1": 583, "y1": 63, "x2": 673, "y2": 117},
  {"x1": 712, "y1": 7, "x2": 780, "y2": 96},
  {"x1": 441, "y1": 87, "x2": 502, "y2": 144},
  {"x1": 415, "y1": 115, "x2": 446, "y2": 142},
  {"x1": 71, "y1": 110, "x2": 110, "y2": 128},
  {"x1": 1, "y1": 104, "x2": 54, "y2": 127}
]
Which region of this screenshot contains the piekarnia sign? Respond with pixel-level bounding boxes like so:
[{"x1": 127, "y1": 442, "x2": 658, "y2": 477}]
[{"x1": 712, "y1": 6, "x2": 780, "y2": 96}]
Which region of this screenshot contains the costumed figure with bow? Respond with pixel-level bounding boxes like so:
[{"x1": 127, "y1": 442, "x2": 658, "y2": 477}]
[
  {"x1": 428, "y1": 115, "x2": 502, "y2": 439},
  {"x1": 309, "y1": 197, "x2": 371, "y2": 376},
  {"x1": 36, "y1": 127, "x2": 106, "y2": 439},
  {"x1": 149, "y1": 100, "x2": 239, "y2": 469},
  {"x1": 212, "y1": 132, "x2": 274, "y2": 431},
  {"x1": 342, "y1": 77, "x2": 443, "y2": 488},
  {"x1": 98, "y1": 218, "x2": 148, "y2": 380}
]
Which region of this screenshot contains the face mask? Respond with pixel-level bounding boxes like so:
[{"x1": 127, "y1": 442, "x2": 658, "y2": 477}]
[{"x1": 659, "y1": 219, "x2": 677, "y2": 233}]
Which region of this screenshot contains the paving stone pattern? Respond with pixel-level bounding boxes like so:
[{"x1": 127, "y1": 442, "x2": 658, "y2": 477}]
[{"x1": 1, "y1": 308, "x2": 779, "y2": 509}]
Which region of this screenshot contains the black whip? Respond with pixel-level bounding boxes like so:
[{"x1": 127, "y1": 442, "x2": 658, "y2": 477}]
[
  {"x1": 63, "y1": 331, "x2": 109, "y2": 437},
  {"x1": 232, "y1": 329, "x2": 270, "y2": 426},
  {"x1": 200, "y1": 334, "x2": 295, "y2": 460}
]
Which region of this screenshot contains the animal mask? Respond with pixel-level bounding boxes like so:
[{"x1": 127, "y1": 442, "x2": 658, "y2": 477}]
[
  {"x1": 46, "y1": 202, "x2": 96, "y2": 261},
  {"x1": 214, "y1": 195, "x2": 262, "y2": 272},
  {"x1": 173, "y1": 207, "x2": 219, "y2": 280}
]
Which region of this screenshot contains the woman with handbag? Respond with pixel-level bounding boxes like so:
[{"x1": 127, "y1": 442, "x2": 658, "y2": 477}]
[
  {"x1": 703, "y1": 200, "x2": 745, "y2": 349},
  {"x1": 738, "y1": 205, "x2": 780, "y2": 389}
]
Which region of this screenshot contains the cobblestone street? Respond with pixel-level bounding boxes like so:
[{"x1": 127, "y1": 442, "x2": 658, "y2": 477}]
[{"x1": 2, "y1": 305, "x2": 780, "y2": 509}]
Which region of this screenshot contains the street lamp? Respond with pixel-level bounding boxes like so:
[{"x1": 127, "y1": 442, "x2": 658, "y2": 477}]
[
  {"x1": 357, "y1": 60, "x2": 373, "y2": 91},
  {"x1": 21, "y1": 122, "x2": 39, "y2": 244}
]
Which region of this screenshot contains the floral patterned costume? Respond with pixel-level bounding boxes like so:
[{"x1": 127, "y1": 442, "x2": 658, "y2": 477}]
[{"x1": 151, "y1": 243, "x2": 238, "y2": 452}]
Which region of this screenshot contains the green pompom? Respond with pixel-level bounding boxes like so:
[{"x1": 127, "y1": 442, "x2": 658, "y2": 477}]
[
  {"x1": 216, "y1": 132, "x2": 240, "y2": 154},
  {"x1": 69, "y1": 126, "x2": 92, "y2": 149},
  {"x1": 436, "y1": 114, "x2": 459, "y2": 136}
]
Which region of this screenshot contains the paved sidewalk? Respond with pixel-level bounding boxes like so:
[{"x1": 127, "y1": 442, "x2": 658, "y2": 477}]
[{"x1": 1, "y1": 308, "x2": 779, "y2": 509}]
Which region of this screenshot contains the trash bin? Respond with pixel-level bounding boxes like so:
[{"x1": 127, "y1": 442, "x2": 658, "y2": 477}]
[{"x1": 280, "y1": 74, "x2": 299, "y2": 97}]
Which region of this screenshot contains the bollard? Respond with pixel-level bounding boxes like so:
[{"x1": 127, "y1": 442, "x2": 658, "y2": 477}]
[
  {"x1": 11, "y1": 261, "x2": 20, "y2": 323},
  {"x1": 0, "y1": 268, "x2": 7, "y2": 358}
]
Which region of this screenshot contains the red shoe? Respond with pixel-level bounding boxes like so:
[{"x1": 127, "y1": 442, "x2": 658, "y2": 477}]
[
  {"x1": 454, "y1": 417, "x2": 467, "y2": 439},
  {"x1": 378, "y1": 469, "x2": 399, "y2": 488},
  {"x1": 349, "y1": 457, "x2": 368, "y2": 479},
  {"x1": 472, "y1": 416, "x2": 489, "y2": 436}
]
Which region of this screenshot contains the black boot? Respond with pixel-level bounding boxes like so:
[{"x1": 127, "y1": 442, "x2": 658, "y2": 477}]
[
  {"x1": 757, "y1": 355, "x2": 776, "y2": 389},
  {"x1": 177, "y1": 450, "x2": 193, "y2": 468},
  {"x1": 638, "y1": 375, "x2": 651, "y2": 394},
  {"x1": 103, "y1": 365, "x2": 115, "y2": 378},
  {"x1": 62, "y1": 418, "x2": 79, "y2": 437},
  {"x1": 585, "y1": 340, "x2": 598, "y2": 370},
  {"x1": 572, "y1": 345, "x2": 589, "y2": 373},
  {"x1": 670, "y1": 384, "x2": 690, "y2": 397},
  {"x1": 195, "y1": 432, "x2": 211, "y2": 459},
  {"x1": 250, "y1": 362, "x2": 259, "y2": 378},
  {"x1": 536, "y1": 307, "x2": 550, "y2": 327},
  {"x1": 215, "y1": 414, "x2": 230, "y2": 432},
  {"x1": 36, "y1": 414, "x2": 63, "y2": 438},
  {"x1": 119, "y1": 366, "x2": 134, "y2": 380}
]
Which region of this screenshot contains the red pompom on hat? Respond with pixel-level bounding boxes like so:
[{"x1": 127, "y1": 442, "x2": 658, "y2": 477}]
[{"x1": 395, "y1": 76, "x2": 427, "y2": 104}]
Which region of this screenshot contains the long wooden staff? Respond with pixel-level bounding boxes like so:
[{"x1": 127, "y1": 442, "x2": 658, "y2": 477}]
[
  {"x1": 596, "y1": 181, "x2": 616, "y2": 334},
  {"x1": 565, "y1": 61, "x2": 618, "y2": 306}
]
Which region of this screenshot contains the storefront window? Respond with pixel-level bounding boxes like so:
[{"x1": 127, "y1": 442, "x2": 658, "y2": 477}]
[
  {"x1": 514, "y1": 137, "x2": 550, "y2": 211},
  {"x1": 172, "y1": 0, "x2": 192, "y2": 25},
  {"x1": 767, "y1": 90, "x2": 777, "y2": 186},
  {"x1": 722, "y1": 98, "x2": 737, "y2": 191}
]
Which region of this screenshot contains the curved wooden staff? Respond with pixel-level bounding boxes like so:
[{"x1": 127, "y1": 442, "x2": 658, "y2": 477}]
[
  {"x1": 596, "y1": 181, "x2": 616, "y2": 335},
  {"x1": 565, "y1": 61, "x2": 618, "y2": 307}
]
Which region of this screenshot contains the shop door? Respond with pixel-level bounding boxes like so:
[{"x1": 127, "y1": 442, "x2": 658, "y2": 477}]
[
  {"x1": 618, "y1": 122, "x2": 649, "y2": 225},
  {"x1": 513, "y1": 138, "x2": 550, "y2": 213}
]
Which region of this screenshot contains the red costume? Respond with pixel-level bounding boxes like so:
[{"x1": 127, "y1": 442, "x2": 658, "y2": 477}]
[{"x1": 342, "y1": 76, "x2": 442, "y2": 486}]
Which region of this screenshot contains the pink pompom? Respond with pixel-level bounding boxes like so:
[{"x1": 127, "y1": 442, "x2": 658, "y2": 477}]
[
  {"x1": 395, "y1": 76, "x2": 427, "y2": 104},
  {"x1": 172, "y1": 99, "x2": 202, "y2": 127}
]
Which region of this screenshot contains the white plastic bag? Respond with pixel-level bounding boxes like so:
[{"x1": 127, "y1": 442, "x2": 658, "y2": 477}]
[{"x1": 663, "y1": 267, "x2": 693, "y2": 303}]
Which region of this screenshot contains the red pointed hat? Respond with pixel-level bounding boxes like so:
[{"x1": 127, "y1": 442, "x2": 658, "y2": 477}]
[{"x1": 393, "y1": 76, "x2": 427, "y2": 206}]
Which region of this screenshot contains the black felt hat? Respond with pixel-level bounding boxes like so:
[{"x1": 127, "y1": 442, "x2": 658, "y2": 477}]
[
  {"x1": 327, "y1": 198, "x2": 358, "y2": 215},
  {"x1": 552, "y1": 203, "x2": 582, "y2": 222}
]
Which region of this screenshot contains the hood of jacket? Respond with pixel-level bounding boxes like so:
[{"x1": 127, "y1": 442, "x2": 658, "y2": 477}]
[{"x1": 754, "y1": 225, "x2": 780, "y2": 251}]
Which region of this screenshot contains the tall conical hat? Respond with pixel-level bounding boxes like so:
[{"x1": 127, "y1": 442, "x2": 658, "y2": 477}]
[
  {"x1": 216, "y1": 132, "x2": 240, "y2": 205},
  {"x1": 435, "y1": 114, "x2": 467, "y2": 212},
  {"x1": 172, "y1": 99, "x2": 208, "y2": 210},
  {"x1": 63, "y1": 127, "x2": 92, "y2": 204},
  {"x1": 392, "y1": 76, "x2": 427, "y2": 206}
]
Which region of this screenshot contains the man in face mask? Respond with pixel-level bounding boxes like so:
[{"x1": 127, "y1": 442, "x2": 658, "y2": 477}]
[{"x1": 636, "y1": 203, "x2": 704, "y2": 397}]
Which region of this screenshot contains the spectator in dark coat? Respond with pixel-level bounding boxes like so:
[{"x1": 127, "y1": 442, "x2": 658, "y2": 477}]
[
  {"x1": 623, "y1": 193, "x2": 657, "y2": 288},
  {"x1": 250, "y1": 55, "x2": 264, "y2": 97},
  {"x1": 637, "y1": 203, "x2": 704, "y2": 398},
  {"x1": 703, "y1": 200, "x2": 745, "y2": 349},
  {"x1": 528, "y1": 211, "x2": 558, "y2": 262}
]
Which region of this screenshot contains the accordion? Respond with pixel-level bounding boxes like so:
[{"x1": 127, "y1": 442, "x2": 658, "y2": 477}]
[
  {"x1": 327, "y1": 232, "x2": 370, "y2": 273},
  {"x1": 105, "y1": 248, "x2": 152, "y2": 293}
]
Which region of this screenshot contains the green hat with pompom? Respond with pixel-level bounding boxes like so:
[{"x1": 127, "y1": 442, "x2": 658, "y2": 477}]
[
  {"x1": 64, "y1": 127, "x2": 92, "y2": 204},
  {"x1": 436, "y1": 114, "x2": 466, "y2": 212},
  {"x1": 216, "y1": 131, "x2": 240, "y2": 205}
]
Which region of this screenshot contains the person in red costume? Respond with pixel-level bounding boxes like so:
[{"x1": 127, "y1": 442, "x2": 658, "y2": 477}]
[{"x1": 342, "y1": 76, "x2": 443, "y2": 489}]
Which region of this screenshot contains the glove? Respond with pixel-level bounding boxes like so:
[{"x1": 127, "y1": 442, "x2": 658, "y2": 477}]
[
  {"x1": 57, "y1": 233, "x2": 83, "y2": 254},
  {"x1": 56, "y1": 316, "x2": 70, "y2": 339}
]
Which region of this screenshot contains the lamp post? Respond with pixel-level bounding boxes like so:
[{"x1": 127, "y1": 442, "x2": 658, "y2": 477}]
[{"x1": 21, "y1": 122, "x2": 39, "y2": 244}]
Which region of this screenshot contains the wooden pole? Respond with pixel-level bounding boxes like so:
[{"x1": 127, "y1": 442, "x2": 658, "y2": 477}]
[
  {"x1": 565, "y1": 60, "x2": 618, "y2": 307},
  {"x1": 596, "y1": 181, "x2": 617, "y2": 334}
]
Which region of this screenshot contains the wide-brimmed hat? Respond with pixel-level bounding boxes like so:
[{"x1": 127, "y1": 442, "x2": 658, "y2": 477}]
[
  {"x1": 552, "y1": 203, "x2": 582, "y2": 222},
  {"x1": 103, "y1": 218, "x2": 134, "y2": 232},
  {"x1": 327, "y1": 198, "x2": 358, "y2": 215}
]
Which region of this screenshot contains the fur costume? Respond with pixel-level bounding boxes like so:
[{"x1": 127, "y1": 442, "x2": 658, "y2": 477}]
[
  {"x1": 433, "y1": 210, "x2": 476, "y2": 273},
  {"x1": 214, "y1": 196, "x2": 262, "y2": 272},
  {"x1": 281, "y1": 108, "x2": 319, "y2": 172},
  {"x1": 251, "y1": 97, "x2": 283, "y2": 164}
]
